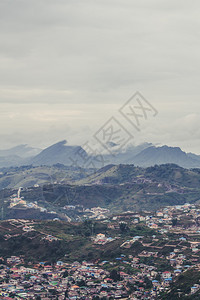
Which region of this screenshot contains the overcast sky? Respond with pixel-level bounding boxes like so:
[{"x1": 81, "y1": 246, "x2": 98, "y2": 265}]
[{"x1": 0, "y1": 0, "x2": 200, "y2": 154}]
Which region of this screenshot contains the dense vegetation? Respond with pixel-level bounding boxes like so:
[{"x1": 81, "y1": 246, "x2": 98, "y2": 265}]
[
  {"x1": 160, "y1": 269, "x2": 200, "y2": 299},
  {"x1": 1, "y1": 163, "x2": 200, "y2": 217},
  {"x1": 0, "y1": 220, "x2": 158, "y2": 264}
]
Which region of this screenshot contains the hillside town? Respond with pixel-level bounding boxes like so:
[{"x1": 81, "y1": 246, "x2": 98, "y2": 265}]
[{"x1": 0, "y1": 203, "x2": 200, "y2": 299}]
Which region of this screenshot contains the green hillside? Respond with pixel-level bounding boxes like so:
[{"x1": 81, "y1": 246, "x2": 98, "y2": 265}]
[
  {"x1": 0, "y1": 164, "x2": 93, "y2": 190},
  {"x1": 0, "y1": 219, "x2": 157, "y2": 263},
  {"x1": 76, "y1": 163, "x2": 200, "y2": 188},
  {"x1": 1, "y1": 164, "x2": 200, "y2": 218}
]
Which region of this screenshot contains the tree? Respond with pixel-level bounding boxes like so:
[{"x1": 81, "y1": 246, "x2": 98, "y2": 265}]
[
  {"x1": 62, "y1": 270, "x2": 68, "y2": 278},
  {"x1": 119, "y1": 222, "x2": 129, "y2": 233},
  {"x1": 64, "y1": 289, "x2": 68, "y2": 299},
  {"x1": 110, "y1": 269, "x2": 121, "y2": 282},
  {"x1": 144, "y1": 276, "x2": 153, "y2": 289},
  {"x1": 77, "y1": 279, "x2": 86, "y2": 287},
  {"x1": 172, "y1": 218, "x2": 178, "y2": 227}
]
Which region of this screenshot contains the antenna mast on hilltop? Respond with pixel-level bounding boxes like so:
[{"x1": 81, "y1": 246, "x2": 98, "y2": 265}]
[
  {"x1": 1, "y1": 207, "x2": 4, "y2": 220},
  {"x1": 91, "y1": 223, "x2": 94, "y2": 236}
]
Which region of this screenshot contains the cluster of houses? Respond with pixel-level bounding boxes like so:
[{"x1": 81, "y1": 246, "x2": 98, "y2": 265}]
[
  {"x1": 92, "y1": 233, "x2": 116, "y2": 245},
  {"x1": 1, "y1": 203, "x2": 200, "y2": 298},
  {"x1": 0, "y1": 259, "x2": 130, "y2": 299},
  {"x1": 0, "y1": 252, "x2": 199, "y2": 299},
  {"x1": 9, "y1": 191, "x2": 47, "y2": 213},
  {"x1": 83, "y1": 207, "x2": 110, "y2": 220},
  {"x1": 9, "y1": 187, "x2": 111, "y2": 222},
  {"x1": 2, "y1": 219, "x2": 59, "y2": 243}
]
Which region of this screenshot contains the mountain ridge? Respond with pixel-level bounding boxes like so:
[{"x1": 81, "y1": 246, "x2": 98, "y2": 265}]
[{"x1": 0, "y1": 140, "x2": 200, "y2": 169}]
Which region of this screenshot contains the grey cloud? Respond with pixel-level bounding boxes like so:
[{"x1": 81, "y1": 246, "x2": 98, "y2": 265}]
[{"x1": 0, "y1": 0, "x2": 200, "y2": 152}]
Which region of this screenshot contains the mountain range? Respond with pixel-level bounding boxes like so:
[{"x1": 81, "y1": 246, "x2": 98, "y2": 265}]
[
  {"x1": 0, "y1": 140, "x2": 200, "y2": 169},
  {"x1": 0, "y1": 144, "x2": 41, "y2": 158}
]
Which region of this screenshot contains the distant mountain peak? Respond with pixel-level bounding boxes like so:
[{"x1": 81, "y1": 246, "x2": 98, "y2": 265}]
[
  {"x1": 131, "y1": 145, "x2": 200, "y2": 168},
  {"x1": 30, "y1": 140, "x2": 87, "y2": 166},
  {"x1": 56, "y1": 140, "x2": 68, "y2": 145},
  {"x1": 0, "y1": 144, "x2": 41, "y2": 161}
]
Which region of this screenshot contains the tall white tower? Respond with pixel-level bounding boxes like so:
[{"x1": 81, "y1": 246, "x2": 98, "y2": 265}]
[{"x1": 18, "y1": 187, "x2": 22, "y2": 199}]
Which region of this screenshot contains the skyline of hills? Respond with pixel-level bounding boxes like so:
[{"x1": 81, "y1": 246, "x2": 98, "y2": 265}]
[{"x1": 0, "y1": 140, "x2": 200, "y2": 169}]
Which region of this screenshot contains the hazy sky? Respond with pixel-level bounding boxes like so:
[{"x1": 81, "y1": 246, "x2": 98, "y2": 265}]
[{"x1": 0, "y1": 0, "x2": 200, "y2": 153}]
